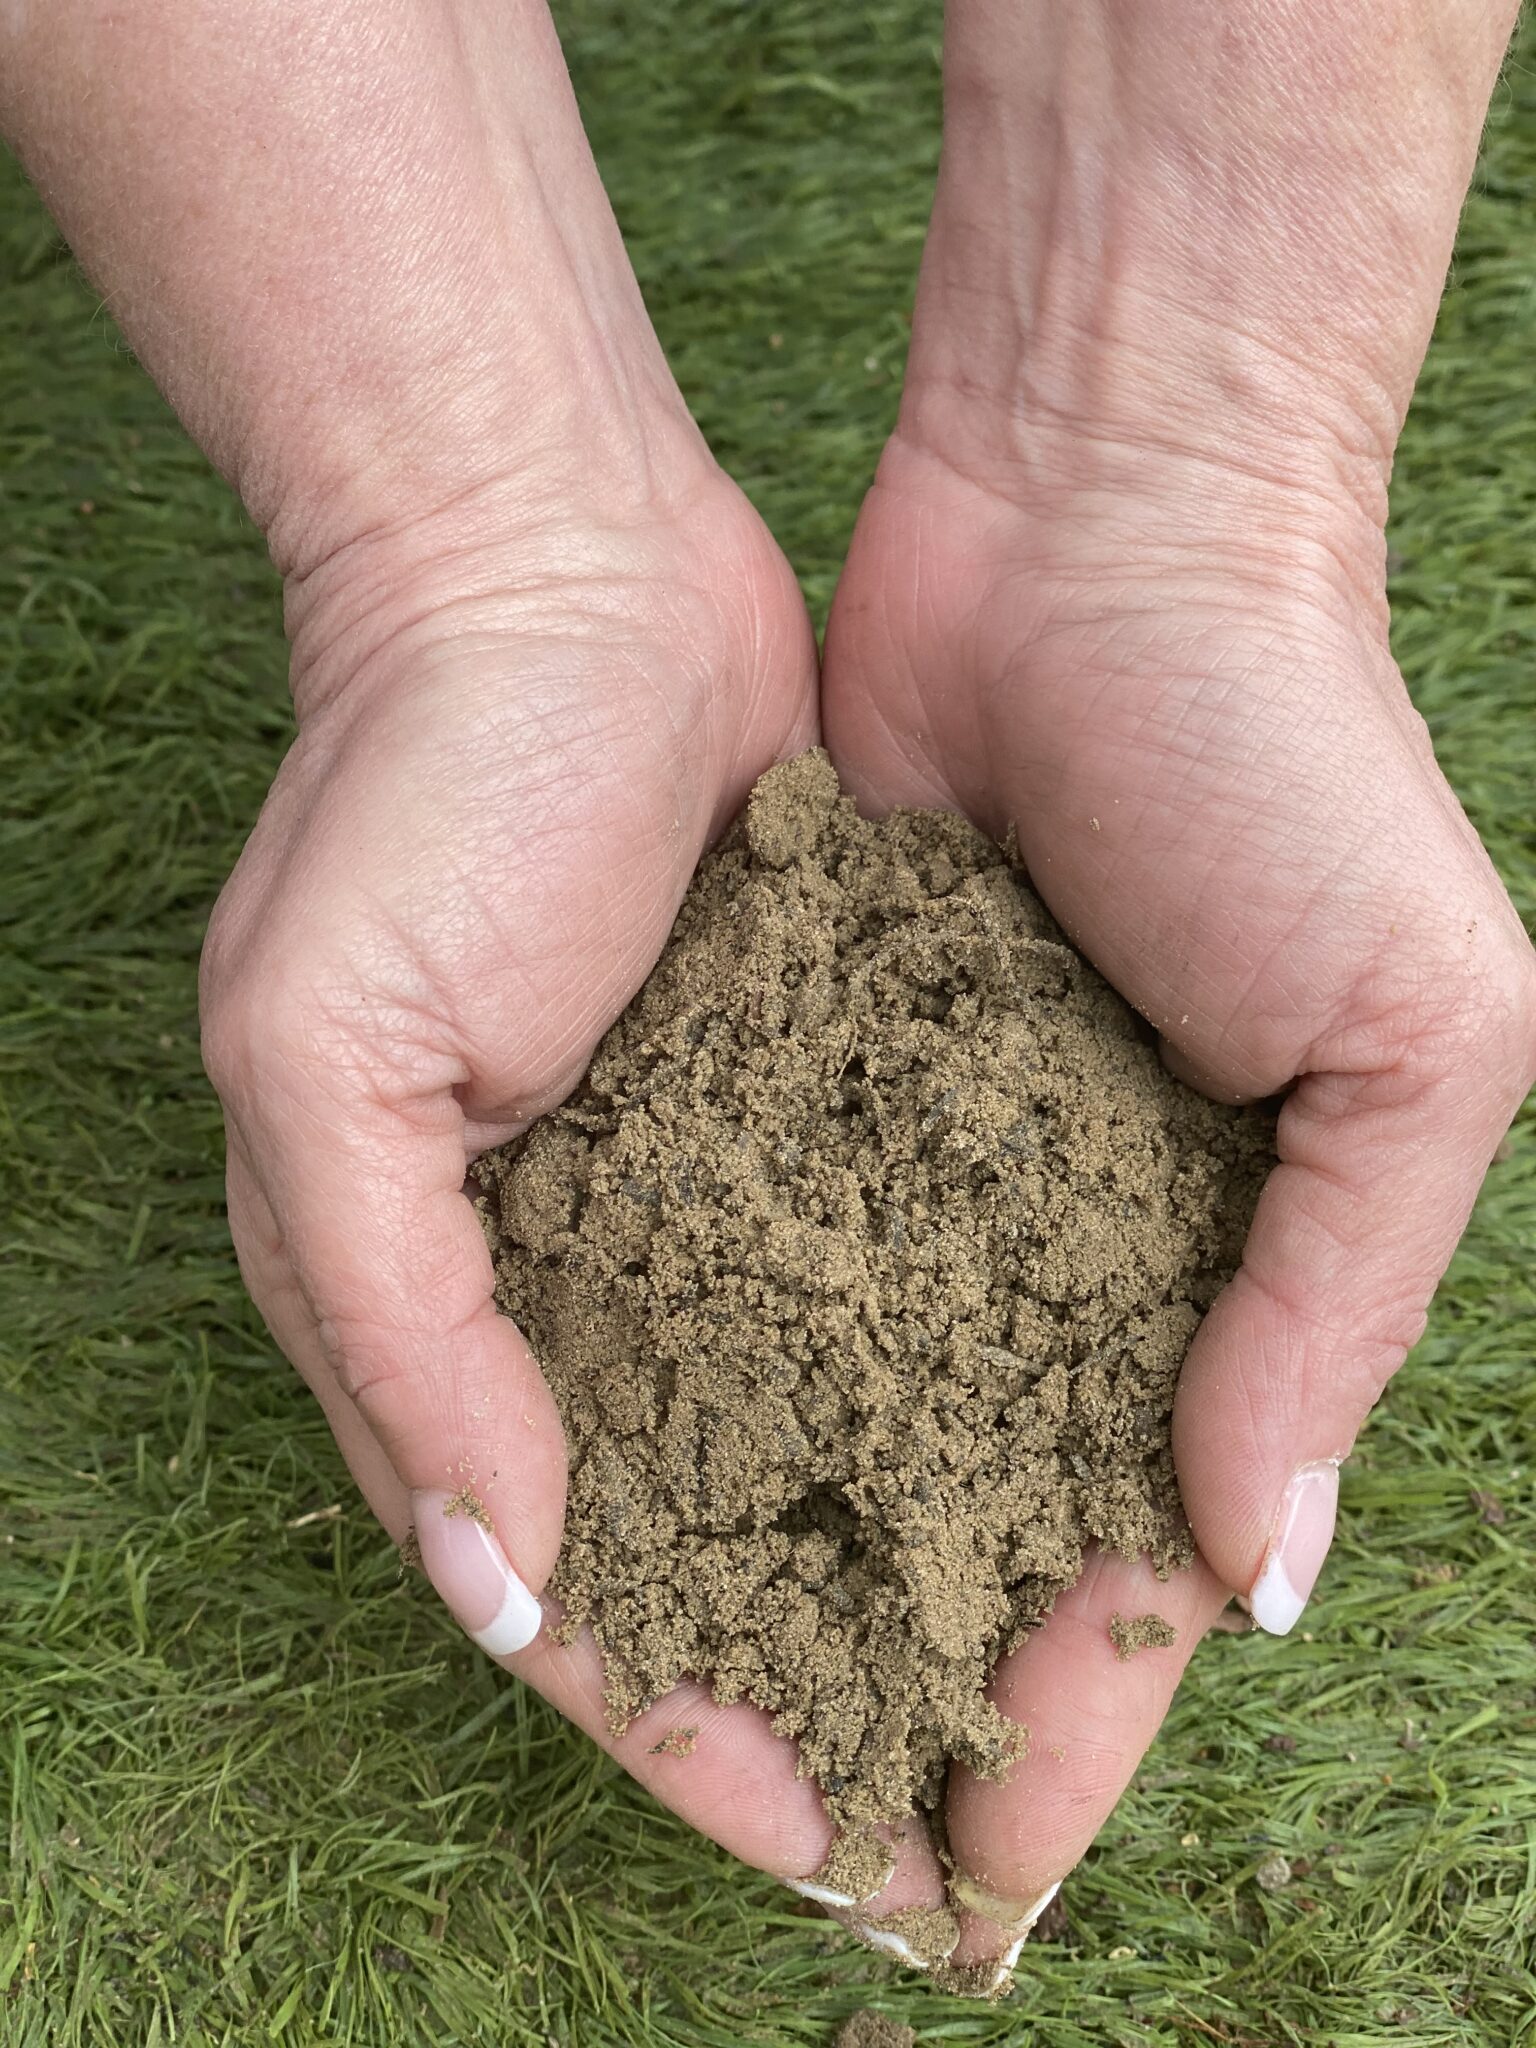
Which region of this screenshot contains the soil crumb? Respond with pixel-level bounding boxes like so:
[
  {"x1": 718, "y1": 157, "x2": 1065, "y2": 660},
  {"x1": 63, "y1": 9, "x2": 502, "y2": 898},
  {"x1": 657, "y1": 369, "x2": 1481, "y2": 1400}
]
[
  {"x1": 442, "y1": 1486, "x2": 491, "y2": 1530},
  {"x1": 835, "y1": 2016, "x2": 915, "y2": 2048},
  {"x1": 1255, "y1": 1851, "x2": 1293, "y2": 1893},
  {"x1": 816, "y1": 1827, "x2": 897, "y2": 1905},
  {"x1": 1109, "y1": 1611, "x2": 1178, "y2": 1659},
  {"x1": 646, "y1": 1725, "x2": 699, "y2": 1757},
  {"x1": 862, "y1": 1905, "x2": 960, "y2": 1970},
  {"x1": 475, "y1": 750, "x2": 1273, "y2": 1827}
]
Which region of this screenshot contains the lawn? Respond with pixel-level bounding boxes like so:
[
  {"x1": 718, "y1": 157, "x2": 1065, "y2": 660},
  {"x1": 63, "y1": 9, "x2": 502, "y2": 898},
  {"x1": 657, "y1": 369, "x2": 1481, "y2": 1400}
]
[{"x1": 2, "y1": 4, "x2": 1534, "y2": 2044}]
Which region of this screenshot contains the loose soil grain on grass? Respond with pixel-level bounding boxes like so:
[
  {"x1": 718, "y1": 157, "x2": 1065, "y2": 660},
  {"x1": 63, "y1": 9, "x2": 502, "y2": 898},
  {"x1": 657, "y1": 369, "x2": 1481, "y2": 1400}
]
[
  {"x1": 475, "y1": 750, "x2": 1273, "y2": 1827},
  {"x1": 835, "y1": 2014, "x2": 916, "y2": 2048}
]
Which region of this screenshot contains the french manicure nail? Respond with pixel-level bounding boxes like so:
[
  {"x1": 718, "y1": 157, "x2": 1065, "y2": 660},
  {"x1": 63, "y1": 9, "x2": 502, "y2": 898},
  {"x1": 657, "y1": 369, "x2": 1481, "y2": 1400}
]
[
  {"x1": 853, "y1": 1924, "x2": 924, "y2": 1967},
  {"x1": 950, "y1": 1873, "x2": 1059, "y2": 1932},
  {"x1": 784, "y1": 1878, "x2": 859, "y2": 1909},
  {"x1": 1247, "y1": 1460, "x2": 1340, "y2": 1636},
  {"x1": 986, "y1": 1881, "x2": 1062, "y2": 1991},
  {"x1": 410, "y1": 1487, "x2": 542, "y2": 1656}
]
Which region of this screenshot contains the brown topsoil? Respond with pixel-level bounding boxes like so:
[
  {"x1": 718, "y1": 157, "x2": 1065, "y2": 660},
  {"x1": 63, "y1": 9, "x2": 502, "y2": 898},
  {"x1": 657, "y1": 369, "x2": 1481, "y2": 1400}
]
[
  {"x1": 835, "y1": 2015, "x2": 916, "y2": 2048},
  {"x1": 474, "y1": 750, "x2": 1272, "y2": 1830}
]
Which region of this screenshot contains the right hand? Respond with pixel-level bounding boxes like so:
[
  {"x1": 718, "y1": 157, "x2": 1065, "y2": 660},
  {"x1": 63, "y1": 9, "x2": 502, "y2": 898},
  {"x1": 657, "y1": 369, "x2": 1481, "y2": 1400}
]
[{"x1": 198, "y1": 456, "x2": 895, "y2": 1888}]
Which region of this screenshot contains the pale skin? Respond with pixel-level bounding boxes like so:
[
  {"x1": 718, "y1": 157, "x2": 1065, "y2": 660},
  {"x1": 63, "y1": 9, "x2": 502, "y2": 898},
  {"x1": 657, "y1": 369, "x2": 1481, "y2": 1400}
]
[{"x1": 5, "y1": 0, "x2": 1532, "y2": 1986}]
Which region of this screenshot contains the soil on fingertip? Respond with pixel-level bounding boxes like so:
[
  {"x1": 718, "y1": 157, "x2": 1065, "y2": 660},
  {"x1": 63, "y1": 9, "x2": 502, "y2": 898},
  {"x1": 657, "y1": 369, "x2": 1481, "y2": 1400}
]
[
  {"x1": 646, "y1": 1725, "x2": 699, "y2": 1757},
  {"x1": 812, "y1": 1826, "x2": 897, "y2": 1905},
  {"x1": 474, "y1": 749, "x2": 1272, "y2": 1837},
  {"x1": 1109, "y1": 1611, "x2": 1179, "y2": 1659}
]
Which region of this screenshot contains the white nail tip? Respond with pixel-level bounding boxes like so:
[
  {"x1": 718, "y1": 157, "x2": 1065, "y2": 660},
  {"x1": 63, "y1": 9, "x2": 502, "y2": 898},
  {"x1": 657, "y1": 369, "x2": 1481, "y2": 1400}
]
[
  {"x1": 1247, "y1": 1551, "x2": 1306, "y2": 1636},
  {"x1": 468, "y1": 1577, "x2": 542, "y2": 1656},
  {"x1": 988, "y1": 1881, "x2": 1061, "y2": 1990},
  {"x1": 1020, "y1": 1879, "x2": 1060, "y2": 1930},
  {"x1": 855, "y1": 1926, "x2": 923, "y2": 1966},
  {"x1": 850, "y1": 1920, "x2": 960, "y2": 1968},
  {"x1": 785, "y1": 1879, "x2": 859, "y2": 1908},
  {"x1": 1248, "y1": 1459, "x2": 1342, "y2": 1636}
]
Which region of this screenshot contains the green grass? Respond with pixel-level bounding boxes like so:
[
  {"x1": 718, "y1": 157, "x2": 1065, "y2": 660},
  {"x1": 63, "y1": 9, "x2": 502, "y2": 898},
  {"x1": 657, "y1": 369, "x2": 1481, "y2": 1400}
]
[{"x1": 3, "y1": 4, "x2": 1535, "y2": 2043}]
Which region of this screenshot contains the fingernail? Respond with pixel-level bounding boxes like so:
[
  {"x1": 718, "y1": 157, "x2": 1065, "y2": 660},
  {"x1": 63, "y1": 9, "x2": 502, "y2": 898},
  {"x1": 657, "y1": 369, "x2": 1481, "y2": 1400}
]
[
  {"x1": 411, "y1": 1488, "x2": 542, "y2": 1656},
  {"x1": 848, "y1": 1917, "x2": 960, "y2": 1969},
  {"x1": 986, "y1": 1881, "x2": 1061, "y2": 1992},
  {"x1": 1247, "y1": 1460, "x2": 1339, "y2": 1636},
  {"x1": 784, "y1": 1878, "x2": 859, "y2": 1909},
  {"x1": 853, "y1": 1924, "x2": 924, "y2": 1967},
  {"x1": 950, "y1": 1873, "x2": 1059, "y2": 1931}
]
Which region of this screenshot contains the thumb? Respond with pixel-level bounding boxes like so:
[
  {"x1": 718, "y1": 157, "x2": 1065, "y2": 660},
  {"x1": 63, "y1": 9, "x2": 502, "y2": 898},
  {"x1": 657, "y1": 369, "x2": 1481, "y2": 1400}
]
[
  {"x1": 207, "y1": 987, "x2": 567, "y2": 1659},
  {"x1": 1171, "y1": 976, "x2": 1533, "y2": 1636}
]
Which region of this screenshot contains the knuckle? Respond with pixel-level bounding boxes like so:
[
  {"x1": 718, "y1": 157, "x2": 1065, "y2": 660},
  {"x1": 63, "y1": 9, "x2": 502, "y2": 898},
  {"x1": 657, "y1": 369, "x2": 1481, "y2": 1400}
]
[
  {"x1": 201, "y1": 943, "x2": 355, "y2": 1117},
  {"x1": 199, "y1": 980, "x2": 257, "y2": 1107},
  {"x1": 1500, "y1": 945, "x2": 1536, "y2": 1085},
  {"x1": 200, "y1": 961, "x2": 280, "y2": 1104},
  {"x1": 316, "y1": 1305, "x2": 453, "y2": 1444},
  {"x1": 1455, "y1": 934, "x2": 1536, "y2": 1089},
  {"x1": 1357, "y1": 921, "x2": 1536, "y2": 1090},
  {"x1": 320, "y1": 1320, "x2": 408, "y2": 1415},
  {"x1": 198, "y1": 898, "x2": 247, "y2": 1094}
]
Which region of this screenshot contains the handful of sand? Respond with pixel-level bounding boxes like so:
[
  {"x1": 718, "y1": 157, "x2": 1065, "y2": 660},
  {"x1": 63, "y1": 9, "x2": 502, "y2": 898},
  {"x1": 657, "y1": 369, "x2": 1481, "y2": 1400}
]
[{"x1": 474, "y1": 751, "x2": 1272, "y2": 1826}]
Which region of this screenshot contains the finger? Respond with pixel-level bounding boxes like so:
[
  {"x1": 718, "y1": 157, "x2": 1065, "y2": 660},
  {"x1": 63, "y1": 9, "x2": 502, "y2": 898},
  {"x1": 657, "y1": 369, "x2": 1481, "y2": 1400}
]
[
  {"x1": 945, "y1": 1548, "x2": 1230, "y2": 1991},
  {"x1": 510, "y1": 1623, "x2": 838, "y2": 1880},
  {"x1": 226, "y1": 1131, "x2": 411, "y2": 1535},
  {"x1": 208, "y1": 983, "x2": 568, "y2": 1657},
  {"x1": 819, "y1": 1827, "x2": 956, "y2": 1972},
  {"x1": 1174, "y1": 994, "x2": 1534, "y2": 1637},
  {"x1": 517, "y1": 1622, "x2": 946, "y2": 1901}
]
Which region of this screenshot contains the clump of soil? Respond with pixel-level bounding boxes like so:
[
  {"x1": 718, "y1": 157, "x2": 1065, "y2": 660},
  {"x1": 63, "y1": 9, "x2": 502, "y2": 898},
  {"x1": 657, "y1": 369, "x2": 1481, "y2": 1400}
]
[
  {"x1": 819, "y1": 1828, "x2": 897, "y2": 1904},
  {"x1": 474, "y1": 751, "x2": 1272, "y2": 1827},
  {"x1": 1109, "y1": 1612, "x2": 1178, "y2": 1659},
  {"x1": 835, "y1": 2015, "x2": 915, "y2": 2048}
]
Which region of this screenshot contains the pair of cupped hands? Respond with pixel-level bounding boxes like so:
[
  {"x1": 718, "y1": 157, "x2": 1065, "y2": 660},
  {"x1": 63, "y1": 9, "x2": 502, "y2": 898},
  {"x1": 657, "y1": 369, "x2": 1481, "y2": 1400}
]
[{"x1": 199, "y1": 299, "x2": 1534, "y2": 1979}]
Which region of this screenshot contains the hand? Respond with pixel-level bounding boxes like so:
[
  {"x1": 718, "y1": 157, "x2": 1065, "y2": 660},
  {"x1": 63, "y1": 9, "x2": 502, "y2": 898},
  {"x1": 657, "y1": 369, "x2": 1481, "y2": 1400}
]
[
  {"x1": 821, "y1": 364, "x2": 1536, "y2": 1969},
  {"x1": 197, "y1": 457, "x2": 889, "y2": 1886},
  {"x1": 814, "y1": 0, "x2": 1533, "y2": 1973}
]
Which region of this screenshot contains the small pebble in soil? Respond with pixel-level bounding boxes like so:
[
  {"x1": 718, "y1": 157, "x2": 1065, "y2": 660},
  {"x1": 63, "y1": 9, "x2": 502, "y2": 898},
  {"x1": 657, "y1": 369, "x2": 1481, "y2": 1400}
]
[{"x1": 1255, "y1": 1851, "x2": 1294, "y2": 1892}]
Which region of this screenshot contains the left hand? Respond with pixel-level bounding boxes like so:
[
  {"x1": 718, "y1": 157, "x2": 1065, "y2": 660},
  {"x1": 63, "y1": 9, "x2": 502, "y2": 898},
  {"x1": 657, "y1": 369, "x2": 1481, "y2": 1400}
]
[
  {"x1": 196, "y1": 458, "x2": 896, "y2": 1895},
  {"x1": 820, "y1": 394, "x2": 1536, "y2": 1974}
]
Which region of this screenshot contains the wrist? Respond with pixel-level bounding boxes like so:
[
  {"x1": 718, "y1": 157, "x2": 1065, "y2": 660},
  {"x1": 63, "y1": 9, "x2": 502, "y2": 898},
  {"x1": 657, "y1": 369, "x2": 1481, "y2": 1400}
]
[
  {"x1": 3, "y1": 0, "x2": 717, "y2": 602},
  {"x1": 278, "y1": 447, "x2": 790, "y2": 730},
  {"x1": 894, "y1": 291, "x2": 1394, "y2": 632},
  {"x1": 901, "y1": 0, "x2": 1518, "y2": 615},
  {"x1": 255, "y1": 303, "x2": 714, "y2": 597}
]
